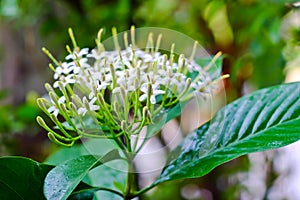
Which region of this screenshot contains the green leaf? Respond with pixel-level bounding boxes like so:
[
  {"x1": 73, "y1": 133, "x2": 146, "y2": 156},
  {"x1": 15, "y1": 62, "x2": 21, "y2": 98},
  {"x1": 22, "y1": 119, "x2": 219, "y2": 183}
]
[
  {"x1": 44, "y1": 139, "x2": 115, "y2": 165},
  {"x1": 155, "y1": 82, "x2": 300, "y2": 184},
  {"x1": 44, "y1": 149, "x2": 121, "y2": 200},
  {"x1": 0, "y1": 156, "x2": 53, "y2": 200},
  {"x1": 45, "y1": 139, "x2": 127, "y2": 200},
  {"x1": 84, "y1": 159, "x2": 127, "y2": 200}
]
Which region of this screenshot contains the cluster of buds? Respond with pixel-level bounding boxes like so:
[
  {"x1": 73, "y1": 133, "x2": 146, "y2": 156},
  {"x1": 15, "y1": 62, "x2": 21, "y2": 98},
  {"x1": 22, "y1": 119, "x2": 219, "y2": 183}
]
[{"x1": 36, "y1": 27, "x2": 224, "y2": 149}]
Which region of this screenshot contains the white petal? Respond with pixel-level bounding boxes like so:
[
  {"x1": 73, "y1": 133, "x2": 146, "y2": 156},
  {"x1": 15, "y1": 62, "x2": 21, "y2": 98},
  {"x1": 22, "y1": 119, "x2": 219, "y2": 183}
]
[
  {"x1": 79, "y1": 48, "x2": 89, "y2": 56},
  {"x1": 89, "y1": 92, "x2": 95, "y2": 99},
  {"x1": 53, "y1": 81, "x2": 59, "y2": 88},
  {"x1": 112, "y1": 87, "x2": 121, "y2": 94},
  {"x1": 150, "y1": 95, "x2": 156, "y2": 104},
  {"x1": 56, "y1": 67, "x2": 63, "y2": 74},
  {"x1": 47, "y1": 106, "x2": 56, "y2": 113},
  {"x1": 90, "y1": 97, "x2": 97, "y2": 104},
  {"x1": 54, "y1": 73, "x2": 59, "y2": 80},
  {"x1": 139, "y1": 94, "x2": 147, "y2": 102},
  {"x1": 90, "y1": 105, "x2": 100, "y2": 111},
  {"x1": 153, "y1": 89, "x2": 165, "y2": 95},
  {"x1": 58, "y1": 96, "x2": 66, "y2": 104},
  {"x1": 65, "y1": 54, "x2": 74, "y2": 60},
  {"x1": 78, "y1": 107, "x2": 87, "y2": 115}
]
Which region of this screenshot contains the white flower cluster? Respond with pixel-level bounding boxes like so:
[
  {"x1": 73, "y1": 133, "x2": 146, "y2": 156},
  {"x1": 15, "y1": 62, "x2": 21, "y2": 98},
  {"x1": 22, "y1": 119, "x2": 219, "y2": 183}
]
[
  {"x1": 37, "y1": 27, "x2": 221, "y2": 146},
  {"x1": 53, "y1": 47, "x2": 210, "y2": 111}
]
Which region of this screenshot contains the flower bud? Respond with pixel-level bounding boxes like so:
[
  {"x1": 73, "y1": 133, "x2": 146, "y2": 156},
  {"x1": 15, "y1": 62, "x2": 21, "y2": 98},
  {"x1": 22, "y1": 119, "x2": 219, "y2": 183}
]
[
  {"x1": 45, "y1": 83, "x2": 54, "y2": 93},
  {"x1": 37, "y1": 98, "x2": 48, "y2": 112},
  {"x1": 42, "y1": 47, "x2": 59, "y2": 66},
  {"x1": 49, "y1": 92, "x2": 59, "y2": 104},
  {"x1": 142, "y1": 106, "x2": 148, "y2": 120},
  {"x1": 48, "y1": 132, "x2": 73, "y2": 147},
  {"x1": 121, "y1": 120, "x2": 127, "y2": 131},
  {"x1": 36, "y1": 116, "x2": 47, "y2": 128}
]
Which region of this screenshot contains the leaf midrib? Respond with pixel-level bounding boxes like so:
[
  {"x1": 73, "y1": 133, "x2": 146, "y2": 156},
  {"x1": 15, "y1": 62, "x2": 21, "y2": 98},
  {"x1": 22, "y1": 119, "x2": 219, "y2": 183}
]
[
  {"x1": 158, "y1": 114, "x2": 300, "y2": 183},
  {"x1": 0, "y1": 179, "x2": 25, "y2": 200}
]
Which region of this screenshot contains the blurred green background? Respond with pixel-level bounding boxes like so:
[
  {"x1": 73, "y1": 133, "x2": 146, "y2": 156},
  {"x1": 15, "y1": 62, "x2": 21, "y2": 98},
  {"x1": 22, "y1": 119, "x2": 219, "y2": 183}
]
[{"x1": 0, "y1": 0, "x2": 300, "y2": 199}]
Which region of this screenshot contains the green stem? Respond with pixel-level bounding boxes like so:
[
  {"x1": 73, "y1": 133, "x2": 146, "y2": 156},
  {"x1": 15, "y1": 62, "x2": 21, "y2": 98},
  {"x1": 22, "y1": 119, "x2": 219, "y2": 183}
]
[
  {"x1": 131, "y1": 183, "x2": 157, "y2": 198},
  {"x1": 110, "y1": 129, "x2": 127, "y2": 151},
  {"x1": 123, "y1": 154, "x2": 137, "y2": 200},
  {"x1": 71, "y1": 187, "x2": 123, "y2": 198}
]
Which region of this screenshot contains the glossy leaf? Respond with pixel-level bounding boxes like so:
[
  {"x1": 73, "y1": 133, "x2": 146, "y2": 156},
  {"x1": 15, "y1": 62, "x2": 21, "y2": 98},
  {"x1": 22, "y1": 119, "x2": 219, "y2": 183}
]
[
  {"x1": 44, "y1": 149, "x2": 121, "y2": 200},
  {"x1": 44, "y1": 139, "x2": 115, "y2": 165},
  {"x1": 156, "y1": 82, "x2": 300, "y2": 184},
  {"x1": 0, "y1": 156, "x2": 53, "y2": 200},
  {"x1": 45, "y1": 139, "x2": 127, "y2": 200},
  {"x1": 84, "y1": 160, "x2": 127, "y2": 200}
]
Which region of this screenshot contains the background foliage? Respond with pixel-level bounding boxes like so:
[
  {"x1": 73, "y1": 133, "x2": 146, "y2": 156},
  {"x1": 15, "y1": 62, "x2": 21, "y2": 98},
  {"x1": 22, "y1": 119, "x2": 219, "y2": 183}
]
[{"x1": 0, "y1": 0, "x2": 299, "y2": 199}]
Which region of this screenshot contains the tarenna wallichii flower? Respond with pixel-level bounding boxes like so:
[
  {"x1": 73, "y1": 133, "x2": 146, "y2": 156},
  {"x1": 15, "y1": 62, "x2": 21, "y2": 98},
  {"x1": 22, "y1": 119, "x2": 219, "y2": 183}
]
[{"x1": 36, "y1": 26, "x2": 227, "y2": 149}]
